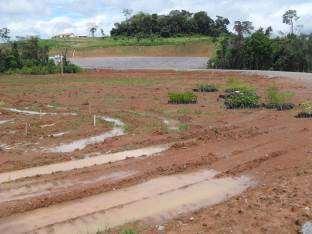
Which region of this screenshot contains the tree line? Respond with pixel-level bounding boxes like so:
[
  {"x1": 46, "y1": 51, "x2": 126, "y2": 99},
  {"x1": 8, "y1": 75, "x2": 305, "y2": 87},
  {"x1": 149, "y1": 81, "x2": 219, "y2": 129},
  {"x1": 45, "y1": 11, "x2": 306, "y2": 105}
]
[
  {"x1": 0, "y1": 35, "x2": 80, "y2": 74},
  {"x1": 110, "y1": 10, "x2": 230, "y2": 38},
  {"x1": 209, "y1": 10, "x2": 312, "y2": 72}
]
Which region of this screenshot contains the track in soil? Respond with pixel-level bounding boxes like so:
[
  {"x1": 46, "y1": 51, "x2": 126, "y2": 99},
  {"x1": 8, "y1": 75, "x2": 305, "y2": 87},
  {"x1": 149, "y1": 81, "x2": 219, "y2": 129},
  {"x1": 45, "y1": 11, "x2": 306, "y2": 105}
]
[{"x1": 0, "y1": 170, "x2": 253, "y2": 234}]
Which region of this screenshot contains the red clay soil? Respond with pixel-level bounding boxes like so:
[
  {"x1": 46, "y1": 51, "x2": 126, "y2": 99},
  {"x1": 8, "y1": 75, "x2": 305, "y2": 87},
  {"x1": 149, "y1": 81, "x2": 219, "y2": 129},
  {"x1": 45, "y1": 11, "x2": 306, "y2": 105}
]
[{"x1": 0, "y1": 70, "x2": 311, "y2": 233}]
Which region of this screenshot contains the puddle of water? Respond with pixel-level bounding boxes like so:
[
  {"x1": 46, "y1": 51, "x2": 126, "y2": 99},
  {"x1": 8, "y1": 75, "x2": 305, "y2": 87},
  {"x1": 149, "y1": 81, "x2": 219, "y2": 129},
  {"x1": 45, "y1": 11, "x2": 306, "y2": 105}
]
[
  {"x1": 0, "y1": 170, "x2": 253, "y2": 234},
  {"x1": 47, "y1": 128, "x2": 124, "y2": 153},
  {"x1": 3, "y1": 108, "x2": 77, "y2": 116},
  {"x1": 0, "y1": 144, "x2": 170, "y2": 184},
  {"x1": 40, "y1": 123, "x2": 56, "y2": 128},
  {"x1": 0, "y1": 170, "x2": 137, "y2": 203},
  {"x1": 0, "y1": 119, "x2": 14, "y2": 125},
  {"x1": 0, "y1": 143, "x2": 11, "y2": 151},
  {"x1": 100, "y1": 116, "x2": 125, "y2": 127},
  {"x1": 49, "y1": 132, "x2": 70, "y2": 138},
  {"x1": 47, "y1": 117, "x2": 125, "y2": 153}
]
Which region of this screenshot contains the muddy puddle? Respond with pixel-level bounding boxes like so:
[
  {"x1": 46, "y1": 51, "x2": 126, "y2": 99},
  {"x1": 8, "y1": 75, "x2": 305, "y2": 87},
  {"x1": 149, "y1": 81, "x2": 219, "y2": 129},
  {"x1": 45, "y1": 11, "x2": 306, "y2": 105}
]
[
  {"x1": 0, "y1": 144, "x2": 170, "y2": 183},
  {"x1": 3, "y1": 108, "x2": 77, "y2": 116},
  {"x1": 0, "y1": 170, "x2": 253, "y2": 234},
  {"x1": 0, "y1": 119, "x2": 14, "y2": 125},
  {"x1": 47, "y1": 116, "x2": 125, "y2": 153},
  {"x1": 0, "y1": 170, "x2": 136, "y2": 203}
]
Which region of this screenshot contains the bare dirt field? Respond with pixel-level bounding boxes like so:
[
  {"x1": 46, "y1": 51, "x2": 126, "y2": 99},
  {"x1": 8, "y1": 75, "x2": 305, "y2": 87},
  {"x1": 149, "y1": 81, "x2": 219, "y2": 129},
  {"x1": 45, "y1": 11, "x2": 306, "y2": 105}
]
[{"x1": 0, "y1": 70, "x2": 311, "y2": 233}]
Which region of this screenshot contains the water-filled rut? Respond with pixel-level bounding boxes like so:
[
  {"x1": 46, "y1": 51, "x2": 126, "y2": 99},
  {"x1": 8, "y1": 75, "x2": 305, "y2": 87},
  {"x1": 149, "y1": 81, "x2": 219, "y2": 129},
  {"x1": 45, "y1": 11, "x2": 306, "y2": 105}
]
[{"x1": 0, "y1": 170, "x2": 253, "y2": 234}]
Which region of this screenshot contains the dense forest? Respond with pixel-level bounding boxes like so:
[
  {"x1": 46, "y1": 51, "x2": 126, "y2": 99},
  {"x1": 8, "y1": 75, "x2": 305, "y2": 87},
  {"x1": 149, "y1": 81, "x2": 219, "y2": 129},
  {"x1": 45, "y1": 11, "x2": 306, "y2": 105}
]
[{"x1": 111, "y1": 10, "x2": 230, "y2": 37}]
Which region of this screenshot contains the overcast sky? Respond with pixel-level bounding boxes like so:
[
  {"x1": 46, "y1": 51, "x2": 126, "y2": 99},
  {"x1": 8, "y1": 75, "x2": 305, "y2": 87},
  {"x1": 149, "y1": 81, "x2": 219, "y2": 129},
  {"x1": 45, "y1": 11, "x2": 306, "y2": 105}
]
[{"x1": 1, "y1": 0, "x2": 312, "y2": 38}]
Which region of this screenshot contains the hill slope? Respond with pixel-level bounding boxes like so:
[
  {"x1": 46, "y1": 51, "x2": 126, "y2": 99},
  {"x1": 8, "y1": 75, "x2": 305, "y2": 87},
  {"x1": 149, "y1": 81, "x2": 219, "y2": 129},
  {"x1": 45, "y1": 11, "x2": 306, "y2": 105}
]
[{"x1": 40, "y1": 36, "x2": 215, "y2": 57}]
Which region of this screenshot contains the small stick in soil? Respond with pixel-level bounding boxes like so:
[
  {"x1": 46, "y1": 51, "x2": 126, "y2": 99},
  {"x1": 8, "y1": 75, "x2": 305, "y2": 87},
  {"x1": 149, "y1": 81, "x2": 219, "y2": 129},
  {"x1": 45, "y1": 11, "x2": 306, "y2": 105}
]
[
  {"x1": 25, "y1": 123, "x2": 30, "y2": 136},
  {"x1": 93, "y1": 115, "x2": 96, "y2": 127}
]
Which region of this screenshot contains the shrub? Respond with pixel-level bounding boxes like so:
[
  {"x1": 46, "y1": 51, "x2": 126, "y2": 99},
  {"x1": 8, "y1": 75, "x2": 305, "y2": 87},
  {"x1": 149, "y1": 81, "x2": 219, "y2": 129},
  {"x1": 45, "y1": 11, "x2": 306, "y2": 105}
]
[
  {"x1": 195, "y1": 84, "x2": 218, "y2": 92},
  {"x1": 296, "y1": 101, "x2": 312, "y2": 118},
  {"x1": 168, "y1": 92, "x2": 197, "y2": 104},
  {"x1": 266, "y1": 86, "x2": 295, "y2": 110},
  {"x1": 63, "y1": 63, "x2": 82, "y2": 73},
  {"x1": 224, "y1": 90, "x2": 260, "y2": 109}
]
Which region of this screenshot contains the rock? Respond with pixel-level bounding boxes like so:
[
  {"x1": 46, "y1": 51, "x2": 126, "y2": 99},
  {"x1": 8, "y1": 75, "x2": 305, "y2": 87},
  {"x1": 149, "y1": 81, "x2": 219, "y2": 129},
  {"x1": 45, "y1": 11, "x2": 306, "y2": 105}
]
[
  {"x1": 301, "y1": 222, "x2": 312, "y2": 234},
  {"x1": 190, "y1": 217, "x2": 194, "y2": 221}
]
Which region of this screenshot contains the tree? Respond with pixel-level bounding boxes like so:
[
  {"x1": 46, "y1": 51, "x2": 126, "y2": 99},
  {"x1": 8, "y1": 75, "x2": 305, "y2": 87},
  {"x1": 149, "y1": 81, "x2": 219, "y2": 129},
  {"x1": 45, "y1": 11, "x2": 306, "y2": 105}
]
[
  {"x1": 234, "y1": 21, "x2": 254, "y2": 38},
  {"x1": 193, "y1": 11, "x2": 214, "y2": 35},
  {"x1": 122, "y1": 8, "x2": 133, "y2": 20},
  {"x1": 214, "y1": 16, "x2": 230, "y2": 36},
  {"x1": 0, "y1": 28, "x2": 10, "y2": 42},
  {"x1": 89, "y1": 26, "x2": 97, "y2": 37},
  {"x1": 283, "y1": 10, "x2": 299, "y2": 35},
  {"x1": 100, "y1": 29, "x2": 105, "y2": 37}
]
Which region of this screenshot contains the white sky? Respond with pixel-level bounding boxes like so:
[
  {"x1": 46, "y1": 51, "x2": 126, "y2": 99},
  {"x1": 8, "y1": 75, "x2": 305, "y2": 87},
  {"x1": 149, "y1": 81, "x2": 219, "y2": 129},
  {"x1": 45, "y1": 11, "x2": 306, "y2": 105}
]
[{"x1": 1, "y1": 0, "x2": 312, "y2": 38}]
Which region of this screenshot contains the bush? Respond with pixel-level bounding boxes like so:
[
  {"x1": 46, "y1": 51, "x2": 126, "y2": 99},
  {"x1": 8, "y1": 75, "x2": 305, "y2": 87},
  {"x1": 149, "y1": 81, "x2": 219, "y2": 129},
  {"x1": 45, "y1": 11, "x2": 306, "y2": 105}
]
[
  {"x1": 224, "y1": 90, "x2": 260, "y2": 109},
  {"x1": 168, "y1": 92, "x2": 197, "y2": 104},
  {"x1": 296, "y1": 101, "x2": 312, "y2": 118},
  {"x1": 266, "y1": 86, "x2": 295, "y2": 110},
  {"x1": 195, "y1": 84, "x2": 218, "y2": 92},
  {"x1": 63, "y1": 63, "x2": 81, "y2": 73}
]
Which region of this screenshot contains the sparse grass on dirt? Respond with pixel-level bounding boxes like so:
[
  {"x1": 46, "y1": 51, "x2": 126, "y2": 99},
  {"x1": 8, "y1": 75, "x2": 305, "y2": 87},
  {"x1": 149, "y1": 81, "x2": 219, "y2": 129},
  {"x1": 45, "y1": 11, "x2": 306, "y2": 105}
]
[
  {"x1": 225, "y1": 77, "x2": 256, "y2": 93},
  {"x1": 265, "y1": 85, "x2": 295, "y2": 110}
]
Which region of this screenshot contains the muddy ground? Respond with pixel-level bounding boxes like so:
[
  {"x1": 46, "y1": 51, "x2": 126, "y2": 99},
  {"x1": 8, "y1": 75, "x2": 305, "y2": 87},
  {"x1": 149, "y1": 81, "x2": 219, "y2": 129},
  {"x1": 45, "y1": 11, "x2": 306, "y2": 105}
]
[{"x1": 0, "y1": 70, "x2": 311, "y2": 233}]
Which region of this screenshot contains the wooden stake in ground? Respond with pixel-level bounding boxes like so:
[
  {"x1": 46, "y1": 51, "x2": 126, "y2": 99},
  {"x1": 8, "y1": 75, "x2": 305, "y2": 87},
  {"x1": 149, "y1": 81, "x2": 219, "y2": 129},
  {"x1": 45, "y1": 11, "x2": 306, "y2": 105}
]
[
  {"x1": 25, "y1": 123, "x2": 30, "y2": 136},
  {"x1": 93, "y1": 115, "x2": 96, "y2": 127}
]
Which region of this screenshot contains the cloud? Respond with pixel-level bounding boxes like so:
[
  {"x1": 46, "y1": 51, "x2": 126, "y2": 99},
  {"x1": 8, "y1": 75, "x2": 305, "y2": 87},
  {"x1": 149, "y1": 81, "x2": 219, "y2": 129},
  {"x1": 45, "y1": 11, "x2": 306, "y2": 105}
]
[{"x1": 1, "y1": 0, "x2": 311, "y2": 38}]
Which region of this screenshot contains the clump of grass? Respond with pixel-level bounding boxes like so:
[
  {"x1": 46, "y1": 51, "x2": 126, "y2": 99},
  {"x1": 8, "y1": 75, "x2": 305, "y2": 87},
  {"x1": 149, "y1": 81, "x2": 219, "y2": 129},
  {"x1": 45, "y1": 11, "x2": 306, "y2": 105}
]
[
  {"x1": 266, "y1": 86, "x2": 295, "y2": 110},
  {"x1": 195, "y1": 84, "x2": 218, "y2": 92},
  {"x1": 296, "y1": 101, "x2": 312, "y2": 118},
  {"x1": 225, "y1": 77, "x2": 255, "y2": 93},
  {"x1": 224, "y1": 89, "x2": 260, "y2": 109},
  {"x1": 168, "y1": 92, "x2": 197, "y2": 104},
  {"x1": 178, "y1": 123, "x2": 189, "y2": 131},
  {"x1": 120, "y1": 229, "x2": 137, "y2": 234},
  {"x1": 0, "y1": 100, "x2": 5, "y2": 107}
]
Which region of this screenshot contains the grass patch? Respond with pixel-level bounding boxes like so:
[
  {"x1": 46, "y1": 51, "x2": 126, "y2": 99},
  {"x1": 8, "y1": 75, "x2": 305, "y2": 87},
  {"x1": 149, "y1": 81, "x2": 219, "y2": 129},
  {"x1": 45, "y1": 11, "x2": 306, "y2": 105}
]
[
  {"x1": 225, "y1": 77, "x2": 255, "y2": 93},
  {"x1": 178, "y1": 123, "x2": 189, "y2": 131},
  {"x1": 40, "y1": 36, "x2": 213, "y2": 51},
  {"x1": 194, "y1": 84, "x2": 218, "y2": 92},
  {"x1": 266, "y1": 86, "x2": 295, "y2": 110},
  {"x1": 120, "y1": 229, "x2": 137, "y2": 234},
  {"x1": 168, "y1": 92, "x2": 197, "y2": 104}
]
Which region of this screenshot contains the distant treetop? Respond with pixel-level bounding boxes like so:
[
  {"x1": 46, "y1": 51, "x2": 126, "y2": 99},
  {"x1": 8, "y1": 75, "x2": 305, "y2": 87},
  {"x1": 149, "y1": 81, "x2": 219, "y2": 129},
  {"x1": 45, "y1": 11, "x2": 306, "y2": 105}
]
[{"x1": 110, "y1": 10, "x2": 230, "y2": 38}]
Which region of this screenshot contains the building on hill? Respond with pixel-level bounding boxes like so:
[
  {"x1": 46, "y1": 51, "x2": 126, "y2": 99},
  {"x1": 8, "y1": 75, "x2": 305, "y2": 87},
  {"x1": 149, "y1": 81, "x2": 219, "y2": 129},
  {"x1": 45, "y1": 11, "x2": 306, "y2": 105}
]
[{"x1": 53, "y1": 33, "x2": 75, "y2": 39}]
